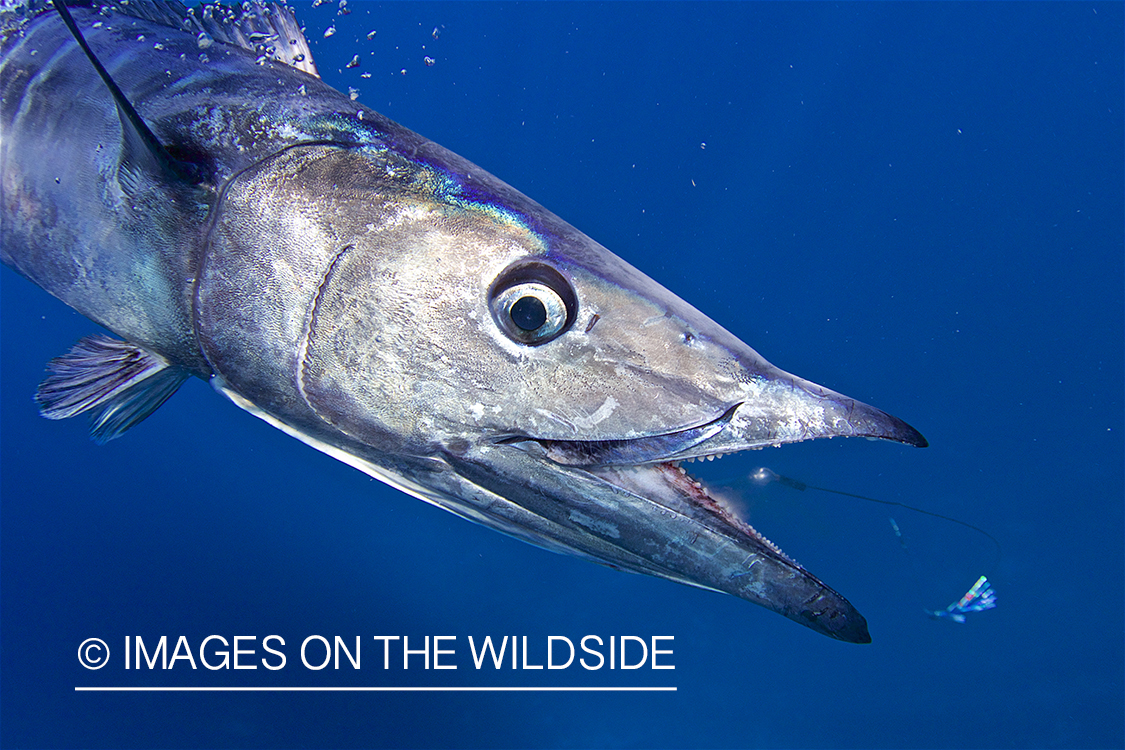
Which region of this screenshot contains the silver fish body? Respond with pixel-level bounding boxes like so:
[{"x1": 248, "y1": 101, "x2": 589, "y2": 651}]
[{"x1": 1, "y1": 2, "x2": 926, "y2": 642}]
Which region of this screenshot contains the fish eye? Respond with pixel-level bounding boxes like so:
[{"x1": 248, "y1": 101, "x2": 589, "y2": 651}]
[{"x1": 489, "y1": 261, "x2": 577, "y2": 345}]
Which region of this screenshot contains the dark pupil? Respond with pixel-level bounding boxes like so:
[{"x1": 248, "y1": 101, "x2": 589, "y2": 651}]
[{"x1": 510, "y1": 295, "x2": 547, "y2": 331}]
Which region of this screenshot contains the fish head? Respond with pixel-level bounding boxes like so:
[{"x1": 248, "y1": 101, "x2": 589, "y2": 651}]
[{"x1": 201, "y1": 139, "x2": 926, "y2": 642}]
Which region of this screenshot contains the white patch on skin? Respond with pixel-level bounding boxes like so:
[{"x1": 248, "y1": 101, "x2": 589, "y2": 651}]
[
  {"x1": 571, "y1": 396, "x2": 619, "y2": 430},
  {"x1": 568, "y1": 511, "x2": 620, "y2": 539},
  {"x1": 469, "y1": 402, "x2": 484, "y2": 420}
]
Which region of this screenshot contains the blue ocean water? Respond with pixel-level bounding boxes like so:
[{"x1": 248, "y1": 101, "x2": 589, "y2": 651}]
[{"x1": 1, "y1": 2, "x2": 1121, "y2": 747}]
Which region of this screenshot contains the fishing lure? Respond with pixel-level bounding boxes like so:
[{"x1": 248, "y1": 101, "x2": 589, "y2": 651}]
[{"x1": 929, "y1": 576, "x2": 997, "y2": 623}]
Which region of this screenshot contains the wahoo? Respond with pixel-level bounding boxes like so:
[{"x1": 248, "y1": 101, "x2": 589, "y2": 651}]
[{"x1": 0, "y1": 0, "x2": 927, "y2": 642}]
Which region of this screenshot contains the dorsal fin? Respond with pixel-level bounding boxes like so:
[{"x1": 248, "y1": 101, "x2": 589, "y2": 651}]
[
  {"x1": 51, "y1": 0, "x2": 197, "y2": 185},
  {"x1": 107, "y1": 0, "x2": 319, "y2": 77}
]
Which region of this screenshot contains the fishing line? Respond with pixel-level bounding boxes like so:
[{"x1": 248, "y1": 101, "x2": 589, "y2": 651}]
[
  {"x1": 746, "y1": 467, "x2": 1001, "y2": 622},
  {"x1": 749, "y1": 467, "x2": 1002, "y2": 572}
]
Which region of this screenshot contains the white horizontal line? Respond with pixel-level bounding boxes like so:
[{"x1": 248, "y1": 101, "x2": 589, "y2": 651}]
[{"x1": 75, "y1": 686, "x2": 676, "y2": 692}]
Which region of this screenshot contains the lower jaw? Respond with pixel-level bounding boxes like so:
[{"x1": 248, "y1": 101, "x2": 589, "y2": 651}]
[{"x1": 589, "y1": 458, "x2": 798, "y2": 569}]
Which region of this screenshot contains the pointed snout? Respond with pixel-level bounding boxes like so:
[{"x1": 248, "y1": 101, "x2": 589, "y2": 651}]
[
  {"x1": 781, "y1": 377, "x2": 929, "y2": 448},
  {"x1": 683, "y1": 366, "x2": 928, "y2": 458}
]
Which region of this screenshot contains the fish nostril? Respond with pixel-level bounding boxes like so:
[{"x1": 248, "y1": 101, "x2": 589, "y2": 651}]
[{"x1": 445, "y1": 438, "x2": 471, "y2": 456}]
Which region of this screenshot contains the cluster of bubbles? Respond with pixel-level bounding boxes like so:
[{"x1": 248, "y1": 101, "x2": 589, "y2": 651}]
[{"x1": 313, "y1": 7, "x2": 444, "y2": 88}]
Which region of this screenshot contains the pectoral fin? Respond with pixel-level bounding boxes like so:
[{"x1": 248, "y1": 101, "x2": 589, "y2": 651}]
[
  {"x1": 51, "y1": 0, "x2": 199, "y2": 188},
  {"x1": 35, "y1": 335, "x2": 188, "y2": 444}
]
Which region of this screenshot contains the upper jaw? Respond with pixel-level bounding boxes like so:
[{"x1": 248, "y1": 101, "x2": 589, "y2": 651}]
[{"x1": 503, "y1": 376, "x2": 927, "y2": 469}]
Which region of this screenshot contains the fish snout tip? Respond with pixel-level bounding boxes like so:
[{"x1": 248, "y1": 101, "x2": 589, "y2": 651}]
[
  {"x1": 881, "y1": 410, "x2": 928, "y2": 448},
  {"x1": 804, "y1": 601, "x2": 872, "y2": 644},
  {"x1": 817, "y1": 388, "x2": 928, "y2": 448}
]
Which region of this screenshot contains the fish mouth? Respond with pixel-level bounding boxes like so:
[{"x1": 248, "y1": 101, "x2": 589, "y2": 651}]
[{"x1": 490, "y1": 391, "x2": 926, "y2": 644}]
